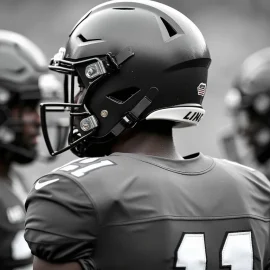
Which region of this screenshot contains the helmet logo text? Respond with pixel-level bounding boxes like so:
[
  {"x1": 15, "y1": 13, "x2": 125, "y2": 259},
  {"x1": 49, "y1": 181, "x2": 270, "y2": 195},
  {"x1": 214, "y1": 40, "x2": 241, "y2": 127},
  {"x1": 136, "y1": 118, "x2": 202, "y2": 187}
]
[{"x1": 183, "y1": 111, "x2": 203, "y2": 122}]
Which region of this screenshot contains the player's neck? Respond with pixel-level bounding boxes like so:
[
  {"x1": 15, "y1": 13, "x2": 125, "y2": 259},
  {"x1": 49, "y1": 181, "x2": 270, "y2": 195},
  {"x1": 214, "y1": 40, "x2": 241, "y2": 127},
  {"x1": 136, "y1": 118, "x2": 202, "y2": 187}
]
[{"x1": 112, "y1": 130, "x2": 182, "y2": 160}]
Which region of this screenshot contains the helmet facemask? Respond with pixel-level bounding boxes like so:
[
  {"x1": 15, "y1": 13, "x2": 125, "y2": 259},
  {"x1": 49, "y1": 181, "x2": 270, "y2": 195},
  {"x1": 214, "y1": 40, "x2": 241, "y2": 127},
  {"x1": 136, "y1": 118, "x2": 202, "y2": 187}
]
[{"x1": 43, "y1": 47, "x2": 141, "y2": 157}]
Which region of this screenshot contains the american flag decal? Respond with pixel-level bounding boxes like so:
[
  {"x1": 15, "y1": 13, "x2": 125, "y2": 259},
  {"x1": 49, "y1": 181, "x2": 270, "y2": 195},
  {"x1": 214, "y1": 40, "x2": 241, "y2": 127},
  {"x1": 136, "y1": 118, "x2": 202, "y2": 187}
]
[{"x1": 197, "y1": 83, "x2": 207, "y2": 96}]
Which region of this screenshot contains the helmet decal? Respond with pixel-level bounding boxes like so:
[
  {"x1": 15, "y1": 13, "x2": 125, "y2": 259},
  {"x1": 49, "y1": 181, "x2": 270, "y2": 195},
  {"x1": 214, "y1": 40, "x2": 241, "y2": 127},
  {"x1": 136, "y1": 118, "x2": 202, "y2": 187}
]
[{"x1": 197, "y1": 83, "x2": 207, "y2": 97}]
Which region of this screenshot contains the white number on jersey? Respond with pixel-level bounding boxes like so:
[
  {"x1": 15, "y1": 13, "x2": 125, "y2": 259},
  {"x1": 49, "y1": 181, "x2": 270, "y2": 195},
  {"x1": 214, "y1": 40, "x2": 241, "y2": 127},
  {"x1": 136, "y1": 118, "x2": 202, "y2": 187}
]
[
  {"x1": 176, "y1": 234, "x2": 206, "y2": 269},
  {"x1": 175, "y1": 231, "x2": 253, "y2": 269},
  {"x1": 52, "y1": 158, "x2": 114, "y2": 178},
  {"x1": 222, "y1": 231, "x2": 253, "y2": 270}
]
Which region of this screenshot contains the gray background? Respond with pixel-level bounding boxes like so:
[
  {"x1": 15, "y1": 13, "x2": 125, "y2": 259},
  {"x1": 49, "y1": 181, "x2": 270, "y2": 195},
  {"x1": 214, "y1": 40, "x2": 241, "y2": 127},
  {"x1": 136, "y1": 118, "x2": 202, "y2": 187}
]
[{"x1": 1, "y1": 0, "x2": 270, "y2": 186}]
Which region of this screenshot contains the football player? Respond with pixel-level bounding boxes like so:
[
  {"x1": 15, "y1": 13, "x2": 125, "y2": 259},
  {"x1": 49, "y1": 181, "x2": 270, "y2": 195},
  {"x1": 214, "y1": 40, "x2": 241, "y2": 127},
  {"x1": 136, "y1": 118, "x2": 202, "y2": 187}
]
[
  {"x1": 0, "y1": 30, "x2": 63, "y2": 269},
  {"x1": 220, "y1": 47, "x2": 270, "y2": 179},
  {"x1": 24, "y1": 1, "x2": 270, "y2": 270}
]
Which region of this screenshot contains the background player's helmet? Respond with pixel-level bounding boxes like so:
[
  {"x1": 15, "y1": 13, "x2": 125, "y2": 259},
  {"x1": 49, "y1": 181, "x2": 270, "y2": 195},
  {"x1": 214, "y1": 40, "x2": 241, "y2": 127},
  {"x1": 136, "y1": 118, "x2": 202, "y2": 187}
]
[
  {"x1": 220, "y1": 47, "x2": 270, "y2": 174},
  {"x1": 43, "y1": 0, "x2": 211, "y2": 157},
  {"x1": 0, "y1": 30, "x2": 65, "y2": 164}
]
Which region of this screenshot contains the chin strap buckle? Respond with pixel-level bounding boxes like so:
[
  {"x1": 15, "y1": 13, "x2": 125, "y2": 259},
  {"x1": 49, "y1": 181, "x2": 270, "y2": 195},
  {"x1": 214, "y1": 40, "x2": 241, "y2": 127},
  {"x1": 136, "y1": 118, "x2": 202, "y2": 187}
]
[
  {"x1": 122, "y1": 112, "x2": 138, "y2": 128},
  {"x1": 111, "y1": 87, "x2": 159, "y2": 136}
]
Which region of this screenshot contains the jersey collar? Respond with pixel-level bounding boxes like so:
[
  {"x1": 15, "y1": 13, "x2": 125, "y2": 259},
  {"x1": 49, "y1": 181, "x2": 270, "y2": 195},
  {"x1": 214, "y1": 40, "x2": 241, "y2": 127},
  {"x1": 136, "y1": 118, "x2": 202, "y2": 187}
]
[{"x1": 111, "y1": 152, "x2": 215, "y2": 175}]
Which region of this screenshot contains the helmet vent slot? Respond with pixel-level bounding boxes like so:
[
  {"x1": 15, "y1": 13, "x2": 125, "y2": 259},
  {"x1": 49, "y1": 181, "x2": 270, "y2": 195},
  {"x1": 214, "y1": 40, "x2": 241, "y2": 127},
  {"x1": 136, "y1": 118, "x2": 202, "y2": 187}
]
[
  {"x1": 113, "y1": 7, "x2": 135, "y2": 10},
  {"x1": 78, "y1": 34, "x2": 102, "y2": 43},
  {"x1": 160, "y1": 17, "x2": 177, "y2": 37},
  {"x1": 107, "y1": 87, "x2": 140, "y2": 104}
]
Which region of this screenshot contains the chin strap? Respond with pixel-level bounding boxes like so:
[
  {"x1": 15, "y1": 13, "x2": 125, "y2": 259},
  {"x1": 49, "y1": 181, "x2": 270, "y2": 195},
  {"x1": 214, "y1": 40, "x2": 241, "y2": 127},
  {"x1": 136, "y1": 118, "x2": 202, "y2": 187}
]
[{"x1": 111, "y1": 87, "x2": 159, "y2": 136}]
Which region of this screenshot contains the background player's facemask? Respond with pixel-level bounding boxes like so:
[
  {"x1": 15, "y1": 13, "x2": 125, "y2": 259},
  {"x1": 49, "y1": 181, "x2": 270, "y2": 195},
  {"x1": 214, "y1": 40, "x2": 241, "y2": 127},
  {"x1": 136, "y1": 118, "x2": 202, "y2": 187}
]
[
  {"x1": 220, "y1": 47, "x2": 270, "y2": 177},
  {"x1": 0, "y1": 30, "x2": 70, "y2": 164},
  {"x1": 42, "y1": 47, "x2": 137, "y2": 157},
  {"x1": 220, "y1": 88, "x2": 270, "y2": 177},
  {"x1": 0, "y1": 100, "x2": 40, "y2": 164},
  {"x1": 0, "y1": 76, "x2": 69, "y2": 164},
  {"x1": 221, "y1": 114, "x2": 270, "y2": 163}
]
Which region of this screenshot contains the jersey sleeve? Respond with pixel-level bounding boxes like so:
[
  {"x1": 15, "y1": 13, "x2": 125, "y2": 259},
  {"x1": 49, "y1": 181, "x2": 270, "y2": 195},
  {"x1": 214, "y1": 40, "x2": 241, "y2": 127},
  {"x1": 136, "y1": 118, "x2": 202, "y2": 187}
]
[{"x1": 24, "y1": 173, "x2": 98, "y2": 269}]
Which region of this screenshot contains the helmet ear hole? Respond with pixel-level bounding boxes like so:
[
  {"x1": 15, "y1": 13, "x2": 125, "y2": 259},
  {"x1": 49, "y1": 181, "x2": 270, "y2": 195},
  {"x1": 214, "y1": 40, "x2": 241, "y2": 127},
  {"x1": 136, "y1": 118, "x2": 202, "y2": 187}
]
[{"x1": 107, "y1": 87, "x2": 140, "y2": 104}]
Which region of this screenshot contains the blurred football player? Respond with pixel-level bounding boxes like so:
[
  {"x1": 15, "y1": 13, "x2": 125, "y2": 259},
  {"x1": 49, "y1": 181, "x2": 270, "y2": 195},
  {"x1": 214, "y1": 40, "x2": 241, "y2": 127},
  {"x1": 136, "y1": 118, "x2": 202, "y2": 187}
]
[
  {"x1": 220, "y1": 47, "x2": 270, "y2": 178},
  {"x1": 0, "y1": 30, "x2": 63, "y2": 270},
  {"x1": 24, "y1": 1, "x2": 270, "y2": 269}
]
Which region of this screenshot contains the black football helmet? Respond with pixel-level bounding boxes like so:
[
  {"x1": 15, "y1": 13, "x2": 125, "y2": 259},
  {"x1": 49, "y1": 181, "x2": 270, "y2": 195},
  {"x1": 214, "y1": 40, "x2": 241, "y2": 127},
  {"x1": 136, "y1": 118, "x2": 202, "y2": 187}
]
[
  {"x1": 43, "y1": 0, "x2": 211, "y2": 157},
  {"x1": 220, "y1": 47, "x2": 270, "y2": 176},
  {"x1": 0, "y1": 30, "x2": 67, "y2": 164}
]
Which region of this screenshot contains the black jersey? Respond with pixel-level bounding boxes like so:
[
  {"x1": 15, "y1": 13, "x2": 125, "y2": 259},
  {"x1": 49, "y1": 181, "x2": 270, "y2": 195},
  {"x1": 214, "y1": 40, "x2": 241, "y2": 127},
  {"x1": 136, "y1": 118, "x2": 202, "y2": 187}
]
[
  {"x1": 0, "y1": 171, "x2": 32, "y2": 270},
  {"x1": 25, "y1": 152, "x2": 270, "y2": 270}
]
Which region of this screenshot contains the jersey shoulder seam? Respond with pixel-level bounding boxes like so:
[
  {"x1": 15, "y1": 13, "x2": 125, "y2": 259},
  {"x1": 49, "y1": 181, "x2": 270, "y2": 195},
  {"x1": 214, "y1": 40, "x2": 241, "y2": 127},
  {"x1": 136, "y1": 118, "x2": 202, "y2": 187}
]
[{"x1": 102, "y1": 214, "x2": 270, "y2": 227}]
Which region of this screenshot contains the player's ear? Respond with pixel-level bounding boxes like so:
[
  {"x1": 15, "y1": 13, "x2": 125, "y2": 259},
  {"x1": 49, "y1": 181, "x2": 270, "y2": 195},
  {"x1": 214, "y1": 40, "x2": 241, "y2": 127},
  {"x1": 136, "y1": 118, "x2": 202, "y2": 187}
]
[{"x1": 33, "y1": 256, "x2": 82, "y2": 270}]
